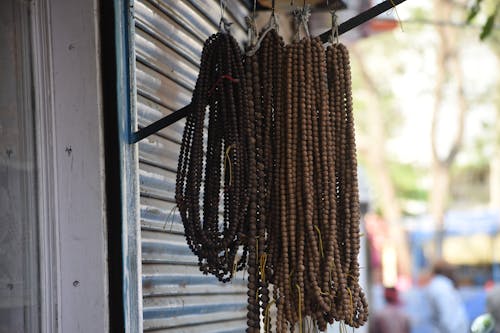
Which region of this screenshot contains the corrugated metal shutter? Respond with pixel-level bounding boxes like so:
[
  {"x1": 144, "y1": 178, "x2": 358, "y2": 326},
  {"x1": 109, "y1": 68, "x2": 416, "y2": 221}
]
[{"x1": 131, "y1": 1, "x2": 250, "y2": 331}]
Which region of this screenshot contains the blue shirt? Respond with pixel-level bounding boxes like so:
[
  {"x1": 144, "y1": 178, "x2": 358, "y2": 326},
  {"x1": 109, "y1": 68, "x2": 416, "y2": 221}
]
[{"x1": 425, "y1": 275, "x2": 469, "y2": 333}]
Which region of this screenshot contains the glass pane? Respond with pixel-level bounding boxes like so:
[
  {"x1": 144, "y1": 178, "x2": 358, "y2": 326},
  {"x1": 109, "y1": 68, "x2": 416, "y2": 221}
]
[{"x1": 0, "y1": 0, "x2": 40, "y2": 332}]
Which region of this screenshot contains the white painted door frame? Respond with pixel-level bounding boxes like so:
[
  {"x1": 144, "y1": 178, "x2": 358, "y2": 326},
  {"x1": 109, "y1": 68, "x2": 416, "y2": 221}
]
[{"x1": 31, "y1": 0, "x2": 109, "y2": 331}]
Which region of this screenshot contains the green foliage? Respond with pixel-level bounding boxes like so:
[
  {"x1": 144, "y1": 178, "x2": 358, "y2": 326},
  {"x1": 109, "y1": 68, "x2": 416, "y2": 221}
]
[
  {"x1": 467, "y1": 0, "x2": 485, "y2": 23},
  {"x1": 480, "y1": 6, "x2": 499, "y2": 40},
  {"x1": 388, "y1": 161, "x2": 428, "y2": 202},
  {"x1": 411, "y1": 6, "x2": 431, "y2": 21},
  {"x1": 359, "y1": 159, "x2": 428, "y2": 216},
  {"x1": 467, "y1": 0, "x2": 500, "y2": 41}
]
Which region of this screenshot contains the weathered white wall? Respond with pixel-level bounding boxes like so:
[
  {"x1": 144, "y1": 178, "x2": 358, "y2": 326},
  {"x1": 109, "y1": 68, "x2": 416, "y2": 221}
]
[{"x1": 0, "y1": 1, "x2": 39, "y2": 331}]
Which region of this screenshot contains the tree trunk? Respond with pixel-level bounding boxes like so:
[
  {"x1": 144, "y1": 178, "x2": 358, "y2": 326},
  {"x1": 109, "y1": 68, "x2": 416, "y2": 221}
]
[
  {"x1": 490, "y1": 51, "x2": 500, "y2": 209},
  {"x1": 490, "y1": 106, "x2": 500, "y2": 209},
  {"x1": 430, "y1": 162, "x2": 451, "y2": 258},
  {"x1": 430, "y1": 0, "x2": 468, "y2": 259},
  {"x1": 352, "y1": 47, "x2": 412, "y2": 277}
]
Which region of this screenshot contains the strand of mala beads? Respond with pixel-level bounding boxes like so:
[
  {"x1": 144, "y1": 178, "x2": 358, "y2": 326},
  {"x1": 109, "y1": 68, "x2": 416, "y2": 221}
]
[
  {"x1": 244, "y1": 37, "x2": 262, "y2": 333},
  {"x1": 326, "y1": 42, "x2": 369, "y2": 327},
  {"x1": 244, "y1": 28, "x2": 285, "y2": 333},
  {"x1": 276, "y1": 41, "x2": 295, "y2": 333},
  {"x1": 310, "y1": 36, "x2": 339, "y2": 330},
  {"x1": 175, "y1": 32, "x2": 249, "y2": 283},
  {"x1": 272, "y1": 36, "x2": 335, "y2": 332}
]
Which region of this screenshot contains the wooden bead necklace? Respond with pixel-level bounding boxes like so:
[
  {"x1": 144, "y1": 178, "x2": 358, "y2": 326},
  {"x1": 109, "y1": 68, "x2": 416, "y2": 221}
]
[
  {"x1": 175, "y1": 32, "x2": 249, "y2": 283},
  {"x1": 175, "y1": 26, "x2": 368, "y2": 332}
]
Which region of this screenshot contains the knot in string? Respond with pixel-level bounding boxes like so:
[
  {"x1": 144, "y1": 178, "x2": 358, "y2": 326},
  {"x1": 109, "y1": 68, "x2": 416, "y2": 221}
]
[
  {"x1": 292, "y1": 4, "x2": 311, "y2": 41},
  {"x1": 330, "y1": 10, "x2": 339, "y2": 44},
  {"x1": 219, "y1": 17, "x2": 233, "y2": 33},
  {"x1": 245, "y1": 15, "x2": 258, "y2": 47},
  {"x1": 218, "y1": 0, "x2": 233, "y2": 32},
  {"x1": 245, "y1": 11, "x2": 279, "y2": 56}
]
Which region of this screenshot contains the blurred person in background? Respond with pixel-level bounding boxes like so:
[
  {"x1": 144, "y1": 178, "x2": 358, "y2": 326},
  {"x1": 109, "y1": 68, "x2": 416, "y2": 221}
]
[
  {"x1": 369, "y1": 287, "x2": 411, "y2": 333},
  {"x1": 424, "y1": 260, "x2": 469, "y2": 333}
]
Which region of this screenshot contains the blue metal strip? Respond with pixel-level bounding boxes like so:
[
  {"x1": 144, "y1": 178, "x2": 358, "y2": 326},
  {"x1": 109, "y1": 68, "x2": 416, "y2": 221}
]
[{"x1": 114, "y1": 0, "x2": 142, "y2": 331}]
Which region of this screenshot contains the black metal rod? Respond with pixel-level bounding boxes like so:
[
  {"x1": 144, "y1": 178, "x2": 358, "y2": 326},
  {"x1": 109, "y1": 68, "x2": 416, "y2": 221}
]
[
  {"x1": 130, "y1": 103, "x2": 192, "y2": 143},
  {"x1": 319, "y1": 0, "x2": 407, "y2": 43},
  {"x1": 130, "y1": 0, "x2": 408, "y2": 144}
]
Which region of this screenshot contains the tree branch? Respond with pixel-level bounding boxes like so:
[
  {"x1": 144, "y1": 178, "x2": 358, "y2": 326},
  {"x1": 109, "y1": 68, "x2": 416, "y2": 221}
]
[{"x1": 444, "y1": 54, "x2": 467, "y2": 166}]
